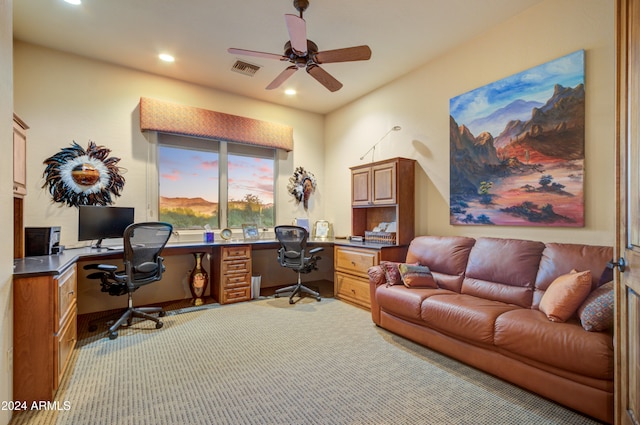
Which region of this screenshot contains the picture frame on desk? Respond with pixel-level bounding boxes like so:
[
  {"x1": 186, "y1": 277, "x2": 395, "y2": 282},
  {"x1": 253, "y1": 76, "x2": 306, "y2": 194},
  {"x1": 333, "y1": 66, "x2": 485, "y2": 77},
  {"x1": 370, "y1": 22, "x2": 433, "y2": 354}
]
[
  {"x1": 242, "y1": 223, "x2": 260, "y2": 240},
  {"x1": 313, "y1": 220, "x2": 331, "y2": 239}
]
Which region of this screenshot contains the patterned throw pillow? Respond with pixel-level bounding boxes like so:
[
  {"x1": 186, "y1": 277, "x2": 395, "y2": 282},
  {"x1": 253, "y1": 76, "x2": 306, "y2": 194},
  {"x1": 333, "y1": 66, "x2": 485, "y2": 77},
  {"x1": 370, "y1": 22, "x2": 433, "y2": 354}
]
[
  {"x1": 398, "y1": 263, "x2": 437, "y2": 288},
  {"x1": 539, "y1": 269, "x2": 592, "y2": 322},
  {"x1": 380, "y1": 262, "x2": 402, "y2": 286},
  {"x1": 577, "y1": 281, "x2": 614, "y2": 332}
]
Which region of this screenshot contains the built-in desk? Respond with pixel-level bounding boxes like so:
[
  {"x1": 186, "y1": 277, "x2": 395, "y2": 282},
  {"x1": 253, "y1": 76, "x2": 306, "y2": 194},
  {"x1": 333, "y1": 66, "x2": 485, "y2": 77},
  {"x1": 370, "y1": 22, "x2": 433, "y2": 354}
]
[{"x1": 12, "y1": 237, "x2": 406, "y2": 404}]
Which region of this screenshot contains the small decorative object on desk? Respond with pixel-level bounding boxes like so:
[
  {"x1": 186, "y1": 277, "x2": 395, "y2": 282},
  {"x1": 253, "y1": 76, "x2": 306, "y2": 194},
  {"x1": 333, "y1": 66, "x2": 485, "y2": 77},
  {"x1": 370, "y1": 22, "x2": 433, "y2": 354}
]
[
  {"x1": 242, "y1": 223, "x2": 260, "y2": 240},
  {"x1": 313, "y1": 220, "x2": 331, "y2": 239},
  {"x1": 365, "y1": 231, "x2": 396, "y2": 245},
  {"x1": 189, "y1": 252, "x2": 208, "y2": 306}
]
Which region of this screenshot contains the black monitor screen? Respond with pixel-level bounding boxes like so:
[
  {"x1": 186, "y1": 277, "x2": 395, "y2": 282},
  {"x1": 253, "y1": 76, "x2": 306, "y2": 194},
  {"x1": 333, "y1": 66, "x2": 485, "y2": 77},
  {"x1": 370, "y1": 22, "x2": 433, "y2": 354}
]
[{"x1": 78, "y1": 206, "x2": 134, "y2": 248}]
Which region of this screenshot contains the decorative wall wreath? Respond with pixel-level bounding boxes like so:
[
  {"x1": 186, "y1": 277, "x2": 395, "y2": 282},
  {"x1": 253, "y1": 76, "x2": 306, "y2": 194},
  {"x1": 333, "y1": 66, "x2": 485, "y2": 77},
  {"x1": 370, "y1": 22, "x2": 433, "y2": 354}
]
[
  {"x1": 42, "y1": 141, "x2": 126, "y2": 207},
  {"x1": 287, "y1": 166, "x2": 317, "y2": 210}
]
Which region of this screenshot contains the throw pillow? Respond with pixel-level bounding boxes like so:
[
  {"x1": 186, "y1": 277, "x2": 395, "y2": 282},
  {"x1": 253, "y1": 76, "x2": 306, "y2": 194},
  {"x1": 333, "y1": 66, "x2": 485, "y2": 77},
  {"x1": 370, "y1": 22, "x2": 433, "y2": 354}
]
[
  {"x1": 398, "y1": 263, "x2": 437, "y2": 288},
  {"x1": 380, "y1": 262, "x2": 402, "y2": 286},
  {"x1": 577, "y1": 281, "x2": 614, "y2": 332},
  {"x1": 539, "y1": 269, "x2": 592, "y2": 322}
]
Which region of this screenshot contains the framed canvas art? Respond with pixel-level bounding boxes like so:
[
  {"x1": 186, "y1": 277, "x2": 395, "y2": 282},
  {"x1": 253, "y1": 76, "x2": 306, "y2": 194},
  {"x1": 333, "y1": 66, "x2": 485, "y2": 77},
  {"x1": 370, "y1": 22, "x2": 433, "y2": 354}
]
[{"x1": 449, "y1": 50, "x2": 585, "y2": 227}]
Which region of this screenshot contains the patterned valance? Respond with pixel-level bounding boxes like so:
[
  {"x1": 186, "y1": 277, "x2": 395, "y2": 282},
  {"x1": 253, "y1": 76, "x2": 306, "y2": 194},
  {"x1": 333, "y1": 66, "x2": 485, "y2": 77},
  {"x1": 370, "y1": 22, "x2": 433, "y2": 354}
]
[{"x1": 139, "y1": 97, "x2": 293, "y2": 151}]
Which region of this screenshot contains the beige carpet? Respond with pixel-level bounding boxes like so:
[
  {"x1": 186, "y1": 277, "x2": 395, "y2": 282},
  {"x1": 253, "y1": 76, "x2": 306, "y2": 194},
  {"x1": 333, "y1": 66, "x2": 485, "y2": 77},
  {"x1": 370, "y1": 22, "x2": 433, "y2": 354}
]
[{"x1": 10, "y1": 297, "x2": 601, "y2": 425}]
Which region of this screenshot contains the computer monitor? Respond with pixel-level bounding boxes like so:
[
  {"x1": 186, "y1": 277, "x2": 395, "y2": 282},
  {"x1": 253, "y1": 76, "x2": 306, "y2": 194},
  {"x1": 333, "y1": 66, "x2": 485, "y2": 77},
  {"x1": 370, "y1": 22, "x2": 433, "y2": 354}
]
[{"x1": 78, "y1": 206, "x2": 135, "y2": 249}]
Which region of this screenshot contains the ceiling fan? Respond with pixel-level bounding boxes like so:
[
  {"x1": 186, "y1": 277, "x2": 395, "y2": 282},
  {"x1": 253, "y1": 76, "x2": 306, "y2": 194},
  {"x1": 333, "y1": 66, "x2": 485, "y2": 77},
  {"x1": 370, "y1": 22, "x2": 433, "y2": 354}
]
[{"x1": 227, "y1": 0, "x2": 372, "y2": 92}]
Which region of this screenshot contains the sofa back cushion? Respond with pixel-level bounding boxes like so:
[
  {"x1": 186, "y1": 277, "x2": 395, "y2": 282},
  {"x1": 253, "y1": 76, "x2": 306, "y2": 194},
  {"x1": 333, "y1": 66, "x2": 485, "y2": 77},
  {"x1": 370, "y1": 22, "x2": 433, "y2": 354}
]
[
  {"x1": 462, "y1": 237, "x2": 545, "y2": 308},
  {"x1": 405, "y1": 236, "x2": 475, "y2": 292},
  {"x1": 533, "y1": 242, "x2": 613, "y2": 309}
]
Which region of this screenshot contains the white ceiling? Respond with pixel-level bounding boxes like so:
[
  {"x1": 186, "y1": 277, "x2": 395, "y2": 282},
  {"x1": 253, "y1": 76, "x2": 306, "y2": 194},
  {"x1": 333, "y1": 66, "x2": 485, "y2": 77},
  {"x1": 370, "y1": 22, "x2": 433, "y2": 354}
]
[{"x1": 13, "y1": 0, "x2": 544, "y2": 115}]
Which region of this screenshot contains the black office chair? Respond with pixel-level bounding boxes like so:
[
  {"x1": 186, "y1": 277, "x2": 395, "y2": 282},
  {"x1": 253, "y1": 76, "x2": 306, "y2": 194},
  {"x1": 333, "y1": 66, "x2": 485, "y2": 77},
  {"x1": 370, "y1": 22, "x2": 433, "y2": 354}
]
[
  {"x1": 84, "y1": 222, "x2": 173, "y2": 339},
  {"x1": 274, "y1": 225, "x2": 323, "y2": 304}
]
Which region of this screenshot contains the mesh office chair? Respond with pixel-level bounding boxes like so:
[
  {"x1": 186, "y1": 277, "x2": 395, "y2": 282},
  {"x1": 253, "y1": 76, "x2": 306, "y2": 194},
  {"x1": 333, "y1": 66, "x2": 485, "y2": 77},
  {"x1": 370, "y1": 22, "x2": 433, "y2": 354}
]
[
  {"x1": 84, "y1": 222, "x2": 173, "y2": 339},
  {"x1": 274, "y1": 225, "x2": 323, "y2": 304}
]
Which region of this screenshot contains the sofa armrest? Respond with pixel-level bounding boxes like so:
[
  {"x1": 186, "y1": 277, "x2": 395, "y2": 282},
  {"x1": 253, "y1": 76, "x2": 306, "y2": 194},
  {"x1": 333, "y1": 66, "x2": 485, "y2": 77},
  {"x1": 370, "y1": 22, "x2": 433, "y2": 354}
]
[{"x1": 368, "y1": 265, "x2": 386, "y2": 286}]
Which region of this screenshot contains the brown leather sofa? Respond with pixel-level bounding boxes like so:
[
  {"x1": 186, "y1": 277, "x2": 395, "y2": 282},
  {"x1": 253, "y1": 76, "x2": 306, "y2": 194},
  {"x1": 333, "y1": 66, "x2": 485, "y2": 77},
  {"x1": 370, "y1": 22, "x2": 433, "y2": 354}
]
[{"x1": 368, "y1": 236, "x2": 614, "y2": 423}]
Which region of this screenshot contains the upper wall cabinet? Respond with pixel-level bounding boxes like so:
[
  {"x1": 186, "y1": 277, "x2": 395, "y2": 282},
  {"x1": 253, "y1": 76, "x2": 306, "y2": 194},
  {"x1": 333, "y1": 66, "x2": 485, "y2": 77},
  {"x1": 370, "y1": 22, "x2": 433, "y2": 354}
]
[
  {"x1": 350, "y1": 157, "x2": 415, "y2": 246},
  {"x1": 13, "y1": 114, "x2": 28, "y2": 198}
]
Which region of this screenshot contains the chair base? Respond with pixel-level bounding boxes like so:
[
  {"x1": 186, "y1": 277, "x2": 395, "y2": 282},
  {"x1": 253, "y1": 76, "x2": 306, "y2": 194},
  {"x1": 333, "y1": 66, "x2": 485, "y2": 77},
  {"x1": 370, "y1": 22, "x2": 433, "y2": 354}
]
[
  {"x1": 90, "y1": 306, "x2": 165, "y2": 340},
  {"x1": 274, "y1": 282, "x2": 321, "y2": 304}
]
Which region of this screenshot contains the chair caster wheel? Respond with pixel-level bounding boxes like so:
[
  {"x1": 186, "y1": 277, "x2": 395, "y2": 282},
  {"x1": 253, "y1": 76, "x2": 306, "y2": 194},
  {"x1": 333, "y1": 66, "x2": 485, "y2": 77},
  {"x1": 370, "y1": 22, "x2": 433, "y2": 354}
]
[
  {"x1": 275, "y1": 294, "x2": 280, "y2": 298},
  {"x1": 316, "y1": 297, "x2": 321, "y2": 302},
  {"x1": 156, "y1": 321, "x2": 164, "y2": 329},
  {"x1": 88, "y1": 324, "x2": 98, "y2": 332},
  {"x1": 289, "y1": 299, "x2": 294, "y2": 304},
  {"x1": 108, "y1": 332, "x2": 118, "y2": 340},
  {"x1": 159, "y1": 311, "x2": 166, "y2": 317}
]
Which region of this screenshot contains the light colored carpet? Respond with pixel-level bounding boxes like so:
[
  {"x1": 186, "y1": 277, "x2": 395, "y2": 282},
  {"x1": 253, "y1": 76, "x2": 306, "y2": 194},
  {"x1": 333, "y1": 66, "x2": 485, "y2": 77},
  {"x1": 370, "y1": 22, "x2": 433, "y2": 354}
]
[{"x1": 10, "y1": 297, "x2": 600, "y2": 425}]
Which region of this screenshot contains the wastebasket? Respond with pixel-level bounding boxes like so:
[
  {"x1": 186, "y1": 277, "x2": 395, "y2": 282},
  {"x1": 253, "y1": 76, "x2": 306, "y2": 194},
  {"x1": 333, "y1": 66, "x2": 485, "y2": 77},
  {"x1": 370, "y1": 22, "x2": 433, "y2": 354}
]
[{"x1": 251, "y1": 275, "x2": 261, "y2": 299}]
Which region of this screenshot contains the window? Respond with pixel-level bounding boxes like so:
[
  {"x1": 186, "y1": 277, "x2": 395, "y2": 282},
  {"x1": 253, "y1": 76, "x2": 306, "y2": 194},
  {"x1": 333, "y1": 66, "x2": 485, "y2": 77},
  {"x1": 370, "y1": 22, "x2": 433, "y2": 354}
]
[{"x1": 157, "y1": 134, "x2": 275, "y2": 230}]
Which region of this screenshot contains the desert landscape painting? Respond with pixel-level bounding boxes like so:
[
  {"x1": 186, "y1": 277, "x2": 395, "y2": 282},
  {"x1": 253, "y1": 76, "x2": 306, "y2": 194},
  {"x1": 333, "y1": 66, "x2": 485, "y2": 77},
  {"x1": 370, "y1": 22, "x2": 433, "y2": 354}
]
[{"x1": 449, "y1": 50, "x2": 585, "y2": 226}]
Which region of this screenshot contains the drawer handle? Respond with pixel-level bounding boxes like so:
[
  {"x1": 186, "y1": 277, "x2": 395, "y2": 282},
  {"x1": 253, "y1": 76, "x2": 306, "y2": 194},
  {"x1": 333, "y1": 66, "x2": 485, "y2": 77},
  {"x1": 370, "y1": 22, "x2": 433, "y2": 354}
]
[{"x1": 68, "y1": 290, "x2": 75, "y2": 296}]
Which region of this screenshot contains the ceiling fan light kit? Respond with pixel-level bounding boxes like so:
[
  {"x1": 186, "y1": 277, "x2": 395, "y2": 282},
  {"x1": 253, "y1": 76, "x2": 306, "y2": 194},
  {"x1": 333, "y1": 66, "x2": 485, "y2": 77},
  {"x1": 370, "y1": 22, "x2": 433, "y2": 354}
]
[{"x1": 228, "y1": 0, "x2": 371, "y2": 92}]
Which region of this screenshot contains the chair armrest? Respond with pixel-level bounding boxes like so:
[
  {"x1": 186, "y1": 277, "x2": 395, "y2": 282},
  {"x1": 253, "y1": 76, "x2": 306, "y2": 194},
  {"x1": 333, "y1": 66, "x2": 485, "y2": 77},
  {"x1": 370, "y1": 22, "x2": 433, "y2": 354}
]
[
  {"x1": 83, "y1": 263, "x2": 118, "y2": 273},
  {"x1": 368, "y1": 265, "x2": 386, "y2": 287},
  {"x1": 309, "y1": 247, "x2": 324, "y2": 254}
]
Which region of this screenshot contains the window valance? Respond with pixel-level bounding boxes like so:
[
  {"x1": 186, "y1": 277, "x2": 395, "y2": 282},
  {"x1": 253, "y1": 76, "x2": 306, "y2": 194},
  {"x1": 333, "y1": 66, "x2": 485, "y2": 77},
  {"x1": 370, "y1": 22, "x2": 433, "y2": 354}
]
[{"x1": 139, "y1": 97, "x2": 293, "y2": 151}]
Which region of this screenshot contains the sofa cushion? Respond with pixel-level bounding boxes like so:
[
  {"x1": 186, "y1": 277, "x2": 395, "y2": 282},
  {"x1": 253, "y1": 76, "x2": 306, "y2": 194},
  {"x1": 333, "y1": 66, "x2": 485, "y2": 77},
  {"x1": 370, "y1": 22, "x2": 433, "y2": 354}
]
[
  {"x1": 494, "y1": 309, "x2": 613, "y2": 380},
  {"x1": 398, "y1": 264, "x2": 436, "y2": 288},
  {"x1": 380, "y1": 261, "x2": 403, "y2": 286},
  {"x1": 421, "y1": 294, "x2": 519, "y2": 344},
  {"x1": 462, "y1": 237, "x2": 545, "y2": 307},
  {"x1": 376, "y1": 285, "x2": 453, "y2": 321},
  {"x1": 577, "y1": 281, "x2": 614, "y2": 332},
  {"x1": 539, "y1": 270, "x2": 592, "y2": 322},
  {"x1": 533, "y1": 242, "x2": 613, "y2": 308},
  {"x1": 405, "y1": 236, "x2": 475, "y2": 292}
]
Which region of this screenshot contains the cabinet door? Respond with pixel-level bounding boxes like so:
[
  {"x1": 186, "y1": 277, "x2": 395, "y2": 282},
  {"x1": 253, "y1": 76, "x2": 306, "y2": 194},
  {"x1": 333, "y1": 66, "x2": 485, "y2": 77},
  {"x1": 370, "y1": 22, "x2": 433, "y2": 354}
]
[
  {"x1": 13, "y1": 119, "x2": 27, "y2": 197},
  {"x1": 351, "y1": 167, "x2": 371, "y2": 206},
  {"x1": 371, "y1": 161, "x2": 396, "y2": 204}
]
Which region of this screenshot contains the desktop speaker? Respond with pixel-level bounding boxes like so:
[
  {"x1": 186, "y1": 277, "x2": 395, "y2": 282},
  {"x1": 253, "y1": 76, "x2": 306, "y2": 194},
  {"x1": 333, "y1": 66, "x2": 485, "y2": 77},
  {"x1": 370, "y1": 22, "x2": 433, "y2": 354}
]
[{"x1": 25, "y1": 226, "x2": 61, "y2": 256}]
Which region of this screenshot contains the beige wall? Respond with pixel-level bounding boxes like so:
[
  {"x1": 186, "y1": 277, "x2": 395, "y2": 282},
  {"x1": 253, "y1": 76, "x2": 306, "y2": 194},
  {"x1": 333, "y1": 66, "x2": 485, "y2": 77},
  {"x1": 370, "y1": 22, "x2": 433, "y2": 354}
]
[
  {"x1": 1, "y1": 1, "x2": 13, "y2": 424},
  {"x1": 325, "y1": 0, "x2": 615, "y2": 246},
  {"x1": 13, "y1": 41, "x2": 326, "y2": 247}
]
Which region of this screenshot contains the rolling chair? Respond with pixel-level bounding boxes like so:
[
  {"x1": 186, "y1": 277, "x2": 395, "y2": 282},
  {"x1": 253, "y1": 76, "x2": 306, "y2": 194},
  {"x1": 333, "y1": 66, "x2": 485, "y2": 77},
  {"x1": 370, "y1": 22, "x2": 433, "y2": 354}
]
[
  {"x1": 84, "y1": 222, "x2": 173, "y2": 339},
  {"x1": 274, "y1": 225, "x2": 323, "y2": 304}
]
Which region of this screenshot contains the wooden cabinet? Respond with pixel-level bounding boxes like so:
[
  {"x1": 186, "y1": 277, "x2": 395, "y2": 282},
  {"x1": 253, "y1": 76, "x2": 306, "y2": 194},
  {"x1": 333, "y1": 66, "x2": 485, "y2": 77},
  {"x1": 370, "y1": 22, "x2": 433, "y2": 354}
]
[
  {"x1": 334, "y1": 244, "x2": 407, "y2": 309},
  {"x1": 350, "y1": 157, "x2": 415, "y2": 246},
  {"x1": 213, "y1": 245, "x2": 252, "y2": 304},
  {"x1": 13, "y1": 114, "x2": 28, "y2": 259},
  {"x1": 13, "y1": 265, "x2": 78, "y2": 404},
  {"x1": 13, "y1": 114, "x2": 28, "y2": 197}
]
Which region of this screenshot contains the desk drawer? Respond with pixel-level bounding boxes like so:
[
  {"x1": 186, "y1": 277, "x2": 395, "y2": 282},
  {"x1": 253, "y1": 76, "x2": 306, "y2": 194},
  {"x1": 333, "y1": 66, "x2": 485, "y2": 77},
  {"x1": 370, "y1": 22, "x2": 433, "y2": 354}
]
[
  {"x1": 56, "y1": 265, "x2": 77, "y2": 331},
  {"x1": 222, "y1": 245, "x2": 251, "y2": 260},
  {"x1": 222, "y1": 259, "x2": 250, "y2": 275},
  {"x1": 335, "y1": 246, "x2": 379, "y2": 277},
  {"x1": 222, "y1": 272, "x2": 250, "y2": 288},
  {"x1": 335, "y1": 272, "x2": 371, "y2": 309},
  {"x1": 55, "y1": 304, "x2": 77, "y2": 390},
  {"x1": 222, "y1": 287, "x2": 251, "y2": 304}
]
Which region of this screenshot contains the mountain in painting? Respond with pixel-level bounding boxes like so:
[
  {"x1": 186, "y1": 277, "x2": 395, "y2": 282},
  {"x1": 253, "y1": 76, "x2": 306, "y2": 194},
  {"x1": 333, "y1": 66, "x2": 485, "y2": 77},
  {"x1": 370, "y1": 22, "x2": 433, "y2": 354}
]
[
  {"x1": 495, "y1": 84, "x2": 585, "y2": 162},
  {"x1": 467, "y1": 99, "x2": 543, "y2": 140}
]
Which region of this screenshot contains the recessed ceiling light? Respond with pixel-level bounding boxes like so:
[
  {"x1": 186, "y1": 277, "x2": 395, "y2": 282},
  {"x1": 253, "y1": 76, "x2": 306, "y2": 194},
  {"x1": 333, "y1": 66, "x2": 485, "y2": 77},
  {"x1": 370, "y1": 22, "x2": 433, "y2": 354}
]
[
  {"x1": 64, "y1": 0, "x2": 82, "y2": 4},
  {"x1": 159, "y1": 53, "x2": 175, "y2": 63},
  {"x1": 284, "y1": 89, "x2": 296, "y2": 96}
]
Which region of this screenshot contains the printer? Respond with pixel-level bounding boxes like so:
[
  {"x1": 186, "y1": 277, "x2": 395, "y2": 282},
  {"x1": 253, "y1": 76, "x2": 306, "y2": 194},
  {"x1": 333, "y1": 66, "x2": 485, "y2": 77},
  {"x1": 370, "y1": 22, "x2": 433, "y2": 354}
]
[{"x1": 25, "y1": 226, "x2": 61, "y2": 256}]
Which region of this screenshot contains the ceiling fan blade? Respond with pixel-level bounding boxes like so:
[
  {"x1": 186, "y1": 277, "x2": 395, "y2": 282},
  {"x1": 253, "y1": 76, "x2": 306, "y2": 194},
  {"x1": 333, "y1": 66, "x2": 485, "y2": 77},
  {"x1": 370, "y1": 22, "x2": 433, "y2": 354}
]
[
  {"x1": 266, "y1": 66, "x2": 298, "y2": 90},
  {"x1": 285, "y1": 14, "x2": 307, "y2": 55},
  {"x1": 315, "y1": 45, "x2": 372, "y2": 64},
  {"x1": 228, "y1": 48, "x2": 287, "y2": 61},
  {"x1": 306, "y1": 65, "x2": 343, "y2": 92}
]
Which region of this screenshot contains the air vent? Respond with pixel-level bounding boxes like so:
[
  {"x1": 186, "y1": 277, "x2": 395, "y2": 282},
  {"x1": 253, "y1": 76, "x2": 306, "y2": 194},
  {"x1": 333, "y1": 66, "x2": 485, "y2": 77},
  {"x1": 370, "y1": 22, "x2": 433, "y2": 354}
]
[{"x1": 231, "y1": 60, "x2": 261, "y2": 77}]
